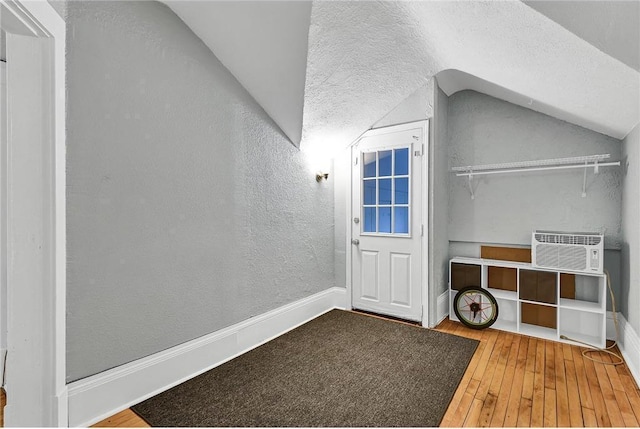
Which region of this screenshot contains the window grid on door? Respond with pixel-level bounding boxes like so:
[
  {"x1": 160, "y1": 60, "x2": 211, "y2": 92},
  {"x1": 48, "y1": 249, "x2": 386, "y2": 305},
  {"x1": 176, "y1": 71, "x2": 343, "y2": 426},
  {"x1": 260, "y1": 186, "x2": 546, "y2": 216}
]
[{"x1": 362, "y1": 147, "x2": 410, "y2": 235}]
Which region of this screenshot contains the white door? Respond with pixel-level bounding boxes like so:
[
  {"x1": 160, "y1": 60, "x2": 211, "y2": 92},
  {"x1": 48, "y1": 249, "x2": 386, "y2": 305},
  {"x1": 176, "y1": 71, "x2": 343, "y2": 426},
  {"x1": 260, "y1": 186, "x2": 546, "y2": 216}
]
[{"x1": 351, "y1": 125, "x2": 424, "y2": 322}]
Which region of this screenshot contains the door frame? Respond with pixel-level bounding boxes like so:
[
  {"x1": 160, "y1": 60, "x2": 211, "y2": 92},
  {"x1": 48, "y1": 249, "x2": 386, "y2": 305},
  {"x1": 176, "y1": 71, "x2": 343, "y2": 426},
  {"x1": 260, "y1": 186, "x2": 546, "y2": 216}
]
[
  {"x1": 0, "y1": 0, "x2": 66, "y2": 426},
  {"x1": 345, "y1": 120, "x2": 429, "y2": 326}
]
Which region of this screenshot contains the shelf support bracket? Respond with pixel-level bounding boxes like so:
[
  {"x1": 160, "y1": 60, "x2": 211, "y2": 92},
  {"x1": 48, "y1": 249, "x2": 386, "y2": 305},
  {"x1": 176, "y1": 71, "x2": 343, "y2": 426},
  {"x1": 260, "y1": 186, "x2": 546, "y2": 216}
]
[
  {"x1": 582, "y1": 161, "x2": 588, "y2": 197},
  {"x1": 467, "y1": 172, "x2": 475, "y2": 200}
]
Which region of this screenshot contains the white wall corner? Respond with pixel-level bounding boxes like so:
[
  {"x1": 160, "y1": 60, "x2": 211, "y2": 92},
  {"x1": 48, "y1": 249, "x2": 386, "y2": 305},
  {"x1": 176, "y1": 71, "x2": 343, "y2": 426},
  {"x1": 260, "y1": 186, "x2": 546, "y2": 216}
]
[
  {"x1": 436, "y1": 290, "x2": 449, "y2": 325},
  {"x1": 67, "y1": 287, "x2": 345, "y2": 427},
  {"x1": 332, "y1": 287, "x2": 348, "y2": 310},
  {"x1": 607, "y1": 311, "x2": 640, "y2": 388}
]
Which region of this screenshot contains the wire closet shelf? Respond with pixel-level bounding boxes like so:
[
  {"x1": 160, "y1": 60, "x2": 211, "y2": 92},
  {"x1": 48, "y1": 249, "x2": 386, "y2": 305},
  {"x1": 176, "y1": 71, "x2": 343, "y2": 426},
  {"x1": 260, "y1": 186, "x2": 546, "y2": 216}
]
[{"x1": 451, "y1": 154, "x2": 621, "y2": 199}]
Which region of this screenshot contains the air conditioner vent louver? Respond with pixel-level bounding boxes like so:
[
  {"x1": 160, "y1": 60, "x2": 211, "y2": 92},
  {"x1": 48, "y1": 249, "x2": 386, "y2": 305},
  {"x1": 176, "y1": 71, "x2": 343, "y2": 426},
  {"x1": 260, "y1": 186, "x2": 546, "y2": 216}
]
[
  {"x1": 534, "y1": 233, "x2": 601, "y2": 246},
  {"x1": 532, "y1": 231, "x2": 603, "y2": 274}
]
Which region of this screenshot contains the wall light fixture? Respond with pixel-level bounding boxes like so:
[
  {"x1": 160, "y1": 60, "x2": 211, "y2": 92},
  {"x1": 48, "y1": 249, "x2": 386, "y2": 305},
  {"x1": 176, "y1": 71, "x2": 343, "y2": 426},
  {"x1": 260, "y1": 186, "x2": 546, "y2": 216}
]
[{"x1": 316, "y1": 172, "x2": 329, "y2": 182}]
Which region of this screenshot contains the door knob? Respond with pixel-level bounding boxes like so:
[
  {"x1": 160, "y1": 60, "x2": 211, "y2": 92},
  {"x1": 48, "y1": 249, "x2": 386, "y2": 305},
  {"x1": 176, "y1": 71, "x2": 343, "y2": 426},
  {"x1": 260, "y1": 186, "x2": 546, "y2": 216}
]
[{"x1": 351, "y1": 239, "x2": 360, "y2": 245}]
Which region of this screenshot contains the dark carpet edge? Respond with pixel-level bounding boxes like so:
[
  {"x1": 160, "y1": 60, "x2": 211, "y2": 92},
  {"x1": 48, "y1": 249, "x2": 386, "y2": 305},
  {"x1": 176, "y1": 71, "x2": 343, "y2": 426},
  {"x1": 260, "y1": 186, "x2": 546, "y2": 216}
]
[
  {"x1": 131, "y1": 310, "x2": 480, "y2": 427},
  {"x1": 130, "y1": 406, "x2": 153, "y2": 427}
]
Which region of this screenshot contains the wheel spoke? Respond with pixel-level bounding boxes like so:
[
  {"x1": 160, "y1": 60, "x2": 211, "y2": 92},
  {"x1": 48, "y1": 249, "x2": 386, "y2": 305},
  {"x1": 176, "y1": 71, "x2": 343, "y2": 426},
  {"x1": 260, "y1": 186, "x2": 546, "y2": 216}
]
[{"x1": 462, "y1": 295, "x2": 474, "y2": 306}]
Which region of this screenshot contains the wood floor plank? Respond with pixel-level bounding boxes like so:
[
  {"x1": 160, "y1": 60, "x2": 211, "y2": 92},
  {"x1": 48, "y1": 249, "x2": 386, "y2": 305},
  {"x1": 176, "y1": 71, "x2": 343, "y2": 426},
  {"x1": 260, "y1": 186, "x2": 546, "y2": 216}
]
[
  {"x1": 582, "y1": 407, "x2": 598, "y2": 427},
  {"x1": 503, "y1": 335, "x2": 529, "y2": 427},
  {"x1": 463, "y1": 398, "x2": 484, "y2": 428},
  {"x1": 478, "y1": 332, "x2": 514, "y2": 426},
  {"x1": 530, "y1": 339, "x2": 546, "y2": 427},
  {"x1": 525, "y1": 337, "x2": 537, "y2": 375},
  {"x1": 564, "y1": 359, "x2": 585, "y2": 427},
  {"x1": 516, "y1": 397, "x2": 533, "y2": 427},
  {"x1": 472, "y1": 329, "x2": 501, "y2": 382},
  {"x1": 555, "y1": 342, "x2": 570, "y2": 427},
  {"x1": 627, "y1": 395, "x2": 640, "y2": 424},
  {"x1": 442, "y1": 383, "x2": 480, "y2": 427},
  {"x1": 516, "y1": 338, "x2": 536, "y2": 427},
  {"x1": 603, "y1": 353, "x2": 627, "y2": 393},
  {"x1": 562, "y1": 343, "x2": 574, "y2": 362},
  {"x1": 545, "y1": 340, "x2": 556, "y2": 390},
  {"x1": 612, "y1": 387, "x2": 639, "y2": 427},
  {"x1": 619, "y1": 374, "x2": 640, "y2": 399},
  {"x1": 591, "y1": 351, "x2": 625, "y2": 427},
  {"x1": 572, "y1": 346, "x2": 594, "y2": 410},
  {"x1": 544, "y1": 387, "x2": 557, "y2": 427},
  {"x1": 93, "y1": 410, "x2": 149, "y2": 428},
  {"x1": 582, "y1": 350, "x2": 612, "y2": 427},
  {"x1": 474, "y1": 331, "x2": 506, "y2": 400},
  {"x1": 490, "y1": 335, "x2": 521, "y2": 427}
]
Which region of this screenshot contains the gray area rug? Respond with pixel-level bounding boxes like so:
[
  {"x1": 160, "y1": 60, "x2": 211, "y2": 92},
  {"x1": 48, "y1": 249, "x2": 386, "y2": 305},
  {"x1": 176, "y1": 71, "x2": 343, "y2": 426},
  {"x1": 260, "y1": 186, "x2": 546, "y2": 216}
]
[{"x1": 132, "y1": 310, "x2": 478, "y2": 427}]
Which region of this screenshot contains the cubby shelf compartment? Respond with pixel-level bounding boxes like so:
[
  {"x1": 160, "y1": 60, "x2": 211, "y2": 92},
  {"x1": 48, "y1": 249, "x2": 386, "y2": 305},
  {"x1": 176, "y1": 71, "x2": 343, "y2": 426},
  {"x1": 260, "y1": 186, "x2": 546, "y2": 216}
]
[
  {"x1": 520, "y1": 324, "x2": 558, "y2": 342},
  {"x1": 559, "y1": 298, "x2": 603, "y2": 313},
  {"x1": 485, "y1": 288, "x2": 517, "y2": 301},
  {"x1": 449, "y1": 257, "x2": 607, "y2": 347}
]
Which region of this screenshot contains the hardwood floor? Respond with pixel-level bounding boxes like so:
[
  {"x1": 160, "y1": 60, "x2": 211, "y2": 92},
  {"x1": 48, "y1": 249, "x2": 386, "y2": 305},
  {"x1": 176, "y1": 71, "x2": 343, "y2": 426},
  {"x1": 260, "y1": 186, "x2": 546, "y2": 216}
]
[
  {"x1": 89, "y1": 316, "x2": 640, "y2": 428},
  {"x1": 436, "y1": 318, "x2": 640, "y2": 427},
  {"x1": 92, "y1": 409, "x2": 149, "y2": 428}
]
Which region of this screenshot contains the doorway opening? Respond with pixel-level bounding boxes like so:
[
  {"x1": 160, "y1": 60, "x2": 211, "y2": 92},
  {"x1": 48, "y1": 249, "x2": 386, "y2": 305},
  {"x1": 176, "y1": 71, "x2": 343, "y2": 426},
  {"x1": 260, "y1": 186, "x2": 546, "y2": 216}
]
[{"x1": 347, "y1": 121, "x2": 429, "y2": 326}]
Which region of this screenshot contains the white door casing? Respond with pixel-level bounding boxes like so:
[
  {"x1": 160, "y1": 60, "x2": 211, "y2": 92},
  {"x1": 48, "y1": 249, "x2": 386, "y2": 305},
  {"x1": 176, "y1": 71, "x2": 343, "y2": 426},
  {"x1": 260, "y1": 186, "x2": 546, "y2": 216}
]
[
  {"x1": 351, "y1": 123, "x2": 425, "y2": 322},
  {"x1": 1, "y1": 0, "x2": 67, "y2": 426}
]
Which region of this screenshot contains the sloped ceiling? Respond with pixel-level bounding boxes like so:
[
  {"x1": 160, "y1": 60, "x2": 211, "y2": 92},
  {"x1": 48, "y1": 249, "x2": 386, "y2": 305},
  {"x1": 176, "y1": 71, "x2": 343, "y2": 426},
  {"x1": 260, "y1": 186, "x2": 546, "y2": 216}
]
[
  {"x1": 524, "y1": 0, "x2": 639, "y2": 72},
  {"x1": 164, "y1": 1, "x2": 311, "y2": 146},
  {"x1": 164, "y1": 0, "x2": 640, "y2": 154}
]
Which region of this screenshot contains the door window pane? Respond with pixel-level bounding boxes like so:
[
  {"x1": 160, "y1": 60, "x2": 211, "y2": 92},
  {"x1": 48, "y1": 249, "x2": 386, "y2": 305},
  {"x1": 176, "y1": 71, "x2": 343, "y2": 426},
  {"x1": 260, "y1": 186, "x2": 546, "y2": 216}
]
[
  {"x1": 363, "y1": 179, "x2": 376, "y2": 205},
  {"x1": 363, "y1": 207, "x2": 376, "y2": 233},
  {"x1": 394, "y1": 148, "x2": 409, "y2": 175},
  {"x1": 378, "y1": 179, "x2": 392, "y2": 205},
  {"x1": 395, "y1": 178, "x2": 408, "y2": 204},
  {"x1": 394, "y1": 207, "x2": 409, "y2": 234},
  {"x1": 379, "y1": 150, "x2": 392, "y2": 177},
  {"x1": 363, "y1": 152, "x2": 376, "y2": 178},
  {"x1": 379, "y1": 207, "x2": 391, "y2": 233},
  {"x1": 360, "y1": 146, "x2": 411, "y2": 235}
]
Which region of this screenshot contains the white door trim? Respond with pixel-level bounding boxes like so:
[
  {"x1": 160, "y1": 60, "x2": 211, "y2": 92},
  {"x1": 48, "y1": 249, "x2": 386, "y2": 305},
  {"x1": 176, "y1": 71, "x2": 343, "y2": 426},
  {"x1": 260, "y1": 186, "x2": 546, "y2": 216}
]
[
  {"x1": 346, "y1": 121, "x2": 429, "y2": 326},
  {"x1": 0, "y1": 0, "x2": 66, "y2": 426}
]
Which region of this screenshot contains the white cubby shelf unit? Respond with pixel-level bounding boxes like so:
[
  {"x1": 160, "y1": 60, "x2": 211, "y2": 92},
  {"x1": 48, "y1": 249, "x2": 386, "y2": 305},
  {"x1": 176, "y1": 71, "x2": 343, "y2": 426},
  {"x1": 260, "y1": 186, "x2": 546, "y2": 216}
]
[{"x1": 449, "y1": 257, "x2": 607, "y2": 348}]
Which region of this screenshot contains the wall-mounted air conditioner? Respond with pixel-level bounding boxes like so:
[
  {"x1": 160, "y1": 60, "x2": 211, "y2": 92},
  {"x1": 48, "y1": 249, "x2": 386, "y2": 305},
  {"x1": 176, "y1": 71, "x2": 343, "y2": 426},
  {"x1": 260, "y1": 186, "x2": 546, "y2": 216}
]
[{"x1": 531, "y1": 230, "x2": 604, "y2": 274}]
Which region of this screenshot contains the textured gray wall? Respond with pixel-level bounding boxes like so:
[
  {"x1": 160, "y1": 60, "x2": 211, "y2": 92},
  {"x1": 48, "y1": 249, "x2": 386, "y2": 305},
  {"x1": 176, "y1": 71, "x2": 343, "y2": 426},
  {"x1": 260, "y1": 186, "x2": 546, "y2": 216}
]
[
  {"x1": 429, "y1": 83, "x2": 450, "y2": 303},
  {"x1": 448, "y1": 90, "x2": 622, "y2": 248},
  {"x1": 66, "y1": 1, "x2": 334, "y2": 382},
  {"x1": 333, "y1": 150, "x2": 347, "y2": 290},
  {"x1": 621, "y1": 125, "x2": 639, "y2": 332}
]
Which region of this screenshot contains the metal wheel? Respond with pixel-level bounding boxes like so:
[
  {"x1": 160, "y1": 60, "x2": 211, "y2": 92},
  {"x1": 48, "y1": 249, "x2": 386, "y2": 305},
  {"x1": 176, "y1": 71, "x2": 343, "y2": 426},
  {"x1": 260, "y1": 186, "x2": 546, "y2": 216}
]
[{"x1": 453, "y1": 286, "x2": 499, "y2": 330}]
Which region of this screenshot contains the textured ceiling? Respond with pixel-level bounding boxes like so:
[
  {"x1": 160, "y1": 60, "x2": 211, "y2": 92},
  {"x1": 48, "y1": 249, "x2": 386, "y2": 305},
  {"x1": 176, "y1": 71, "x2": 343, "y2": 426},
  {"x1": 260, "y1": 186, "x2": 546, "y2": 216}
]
[
  {"x1": 303, "y1": 0, "x2": 639, "y2": 152},
  {"x1": 524, "y1": 0, "x2": 640, "y2": 72},
  {"x1": 164, "y1": 0, "x2": 640, "y2": 154}
]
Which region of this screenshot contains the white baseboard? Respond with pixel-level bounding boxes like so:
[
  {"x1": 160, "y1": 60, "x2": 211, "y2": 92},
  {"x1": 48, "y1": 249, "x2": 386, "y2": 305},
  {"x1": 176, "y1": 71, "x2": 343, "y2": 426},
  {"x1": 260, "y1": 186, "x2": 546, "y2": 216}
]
[
  {"x1": 436, "y1": 290, "x2": 449, "y2": 325},
  {"x1": 67, "y1": 287, "x2": 347, "y2": 427},
  {"x1": 609, "y1": 312, "x2": 640, "y2": 388}
]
